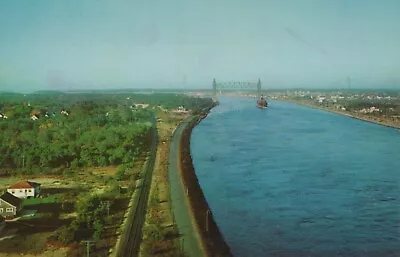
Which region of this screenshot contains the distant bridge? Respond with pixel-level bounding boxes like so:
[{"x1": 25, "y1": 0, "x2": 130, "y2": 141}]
[{"x1": 212, "y1": 78, "x2": 262, "y2": 98}]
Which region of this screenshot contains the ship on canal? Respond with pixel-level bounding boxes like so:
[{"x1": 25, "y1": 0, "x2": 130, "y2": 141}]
[{"x1": 257, "y1": 95, "x2": 268, "y2": 109}]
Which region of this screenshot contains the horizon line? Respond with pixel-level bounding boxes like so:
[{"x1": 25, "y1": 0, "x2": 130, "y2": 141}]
[{"x1": 1, "y1": 87, "x2": 400, "y2": 95}]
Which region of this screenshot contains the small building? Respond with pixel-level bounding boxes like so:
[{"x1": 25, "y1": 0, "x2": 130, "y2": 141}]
[
  {"x1": 61, "y1": 110, "x2": 69, "y2": 116},
  {"x1": 7, "y1": 181, "x2": 41, "y2": 199},
  {"x1": 0, "y1": 113, "x2": 7, "y2": 119},
  {"x1": 132, "y1": 103, "x2": 149, "y2": 109},
  {"x1": 316, "y1": 96, "x2": 326, "y2": 103},
  {"x1": 0, "y1": 192, "x2": 22, "y2": 218},
  {"x1": 173, "y1": 106, "x2": 189, "y2": 114}
]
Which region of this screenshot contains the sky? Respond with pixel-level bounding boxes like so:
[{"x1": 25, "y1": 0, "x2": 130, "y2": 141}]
[{"x1": 0, "y1": 0, "x2": 400, "y2": 91}]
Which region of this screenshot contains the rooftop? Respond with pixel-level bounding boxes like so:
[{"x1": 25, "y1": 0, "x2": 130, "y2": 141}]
[
  {"x1": 8, "y1": 181, "x2": 41, "y2": 190},
  {"x1": 0, "y1": 192, "x2": 22, "y2": 208}
]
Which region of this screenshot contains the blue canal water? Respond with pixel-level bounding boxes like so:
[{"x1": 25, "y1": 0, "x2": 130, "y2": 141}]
[{"x1": 190, "y1": 97, "x2": 400, "y2": 257}]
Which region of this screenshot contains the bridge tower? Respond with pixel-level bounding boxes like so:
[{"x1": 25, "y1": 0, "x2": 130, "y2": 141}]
[
  {"x1": 212, "y1": 78, "x2": 217, "y2": 99},
  {"x1": 257, "y1": 78, "x2": 262, "y2": 97}
]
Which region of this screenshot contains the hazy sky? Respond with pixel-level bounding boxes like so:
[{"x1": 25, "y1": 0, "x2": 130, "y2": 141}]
[{"x1": 1, "y1": 0, "x2": 399, "y2": 91}]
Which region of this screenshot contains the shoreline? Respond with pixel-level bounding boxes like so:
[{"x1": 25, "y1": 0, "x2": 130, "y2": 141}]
[
  {"x1": 281, "y1": 98, "x2": 400, "y2": 130},
  {"x1": 178, "y1": 102, "x2": 233, "y2": 257}
]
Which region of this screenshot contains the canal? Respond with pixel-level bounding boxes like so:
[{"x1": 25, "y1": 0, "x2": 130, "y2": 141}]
[{"x1": 190, "y1": 96, "x2": 400, "y2": 257}]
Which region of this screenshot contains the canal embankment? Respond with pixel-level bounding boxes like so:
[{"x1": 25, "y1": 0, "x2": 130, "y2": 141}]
[
  {"x1": 169, "y1": 101, "x2": 232, "y2": 257},
  {"x1": 178, "y1": 103, "x2": 233, "y2": 257}
]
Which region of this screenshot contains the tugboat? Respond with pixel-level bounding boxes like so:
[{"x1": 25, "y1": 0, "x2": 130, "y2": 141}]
[{"x1": 257, "y1": 95, "x2": 268, "y2": 109}]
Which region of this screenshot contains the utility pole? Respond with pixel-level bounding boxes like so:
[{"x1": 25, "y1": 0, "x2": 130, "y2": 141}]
[
  {"x1": 83, "y1": 240, "x2": 94, "y2": 257},
  {"x1": 101, "y1": 201, "x2": 111, "y2": 216},
  {"x1": 206, "y1": 209, "x2": 211, "y2": 233}
]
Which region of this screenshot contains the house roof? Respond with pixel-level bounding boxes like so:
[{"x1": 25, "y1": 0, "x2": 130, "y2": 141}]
[
  {"x1": 0, "y1": 192, "x2": 22, "y2": 208},
  {"x1": 8, "y1": 181, "x2": 41, "y2": 190}
]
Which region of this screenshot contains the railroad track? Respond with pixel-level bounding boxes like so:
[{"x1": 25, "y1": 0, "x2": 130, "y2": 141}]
[{"x1": 117, "y1": 116, "x2": 158, "y2": 257}]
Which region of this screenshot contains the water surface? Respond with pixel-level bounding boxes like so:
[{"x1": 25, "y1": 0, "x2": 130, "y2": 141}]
[{"x1": 191, "y1": 97, "x2": 400, "y2": 257}]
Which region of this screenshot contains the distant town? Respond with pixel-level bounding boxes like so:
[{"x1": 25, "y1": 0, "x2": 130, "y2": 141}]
[{"x1": 273, "y1": 90, "x2": 400, "y2": 128}]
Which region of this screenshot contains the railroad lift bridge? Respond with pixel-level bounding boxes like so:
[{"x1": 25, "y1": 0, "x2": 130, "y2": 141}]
[{"x1": 212, "y1": 78, "x2": 263, "y2": 101}]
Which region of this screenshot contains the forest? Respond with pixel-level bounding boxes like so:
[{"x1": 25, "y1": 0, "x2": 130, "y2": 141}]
[{"x1": 0, "y1": 91, "x2": 213, "y2": 175}]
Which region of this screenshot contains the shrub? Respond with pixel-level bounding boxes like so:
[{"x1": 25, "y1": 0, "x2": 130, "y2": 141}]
[
  {"x1": 146, "y1": 224, "x2": 163, "y2": 241},
  {"x1": 115, "y1": 165, "x2": 126, "y2": 181},
  {"x1": 55, "y1": 225, "x2": 76, "y2": 244}
]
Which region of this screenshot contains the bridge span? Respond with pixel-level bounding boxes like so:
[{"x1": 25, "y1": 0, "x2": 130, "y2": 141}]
[{"x1": 212, "y1": 78, "x2": 263, "y2": 99}]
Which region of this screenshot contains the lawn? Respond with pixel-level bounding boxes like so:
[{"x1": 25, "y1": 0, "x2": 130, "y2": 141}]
[{"x1": 22, "y1": 194, "x2": 59, "y2": 207}]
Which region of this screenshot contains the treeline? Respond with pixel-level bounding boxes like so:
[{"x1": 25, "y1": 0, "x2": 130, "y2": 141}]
[
  {"x1": 0, "y1": 92, "x2": 214, "y2": 174},
  {"x1": 0, "y1": 92, "x2": 214, "y2": 118},
  {"x1": 0, "y1": 110, "x2": 152, "y2": 174}
]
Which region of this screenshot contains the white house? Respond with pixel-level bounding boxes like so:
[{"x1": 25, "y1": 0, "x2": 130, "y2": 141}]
[
  {"x1": 359, "y1": 106, "x2": 381, "y2": 114},
  {"x1": 30, "y1": 115, "x2": 39, "y2": 121},
  {"x1": 173, "y1": 106, "x2": 189, "y2": 114},
  {"x1": 7, "y1": 181, "x2": 41, "y2": 199},
  {"x1": 0, "y1": 113, "x2": 7, "y2": 119},
  {"x1": 132, "y1": 103, "x2": 149, "y2": 109},
  {"x1": 316, "y1": 96, "x2": 326, "y2": 103},
  {"x1": 61, "y1": 110, "x2": 69, "y2": 116}
]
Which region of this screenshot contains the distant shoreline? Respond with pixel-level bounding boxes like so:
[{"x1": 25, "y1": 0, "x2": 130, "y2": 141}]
[{"x1": 280, "y1": 98, "x2": 400, "y2": 130}]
